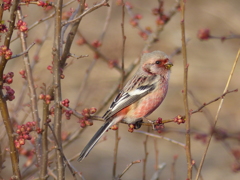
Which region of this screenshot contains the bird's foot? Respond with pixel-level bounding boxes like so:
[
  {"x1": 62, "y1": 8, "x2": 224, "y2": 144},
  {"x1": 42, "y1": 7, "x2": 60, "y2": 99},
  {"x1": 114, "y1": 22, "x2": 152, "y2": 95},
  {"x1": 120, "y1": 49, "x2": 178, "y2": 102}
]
[
  {"x1": 134, "y1": 119, "x2": 143, "y2": 129},
  {"x1": 128, "y1": 119, "x2": 143, "y2": 133}
]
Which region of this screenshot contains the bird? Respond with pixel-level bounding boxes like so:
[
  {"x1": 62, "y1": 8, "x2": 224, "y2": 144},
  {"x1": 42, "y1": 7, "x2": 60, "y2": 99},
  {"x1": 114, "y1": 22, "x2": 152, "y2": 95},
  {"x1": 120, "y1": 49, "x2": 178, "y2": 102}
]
[{"x1": 78, "y1": 50, "x2": 173, "y2": 161}]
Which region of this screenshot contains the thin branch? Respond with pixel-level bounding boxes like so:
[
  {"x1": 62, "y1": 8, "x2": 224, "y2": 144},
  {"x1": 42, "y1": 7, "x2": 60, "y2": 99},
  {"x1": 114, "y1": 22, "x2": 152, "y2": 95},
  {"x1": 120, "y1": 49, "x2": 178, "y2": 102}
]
[
  {"x1": 62, "y1": 0, "x2": 109, "y2": 26},
  {"x1": 210, "y1": 33, "x2": 240, "y2": 41},
  {"x1": 77, "y1": 30, "x2": 122, "y2": 72},
  {"x1": 74, "y1": 59, "x2": 97, "y2": 108},
  {"x1": 47, "y1": 124, "x2": 77, "y2": 180},
  {"x1": 60, "y1": 0, "x2": 86, "y2": 68},
  {"x1": 60, "y1": 1, "x2": 82, "y2": 60},
  {"x1": 61, "y1": 86, "x2": 237, "y2": 128},
  {"x1": 195, "y1": 48, "x2": 240, "y2": 180},
  {"x1": 135, "y1": 130, "x2": 186, "y2": 148},
  {"x1": 69, "y1": 53, "x2": 89, "y2": 59},
  {"x1": 11, "y1": 11, "x2": 56, "y2": 43},
  {"x1": 115, "y1": 160, "x2": 141, "y2": 179},
  {"x1": 99, "y1": 0, "x2": 112, "y2": 42},
  {"x1": 62, "y1": 0, "x2": 76, "y2": 8},
  {"x1": 22, "y1": 127, "x2": 87, "y2": 179},
  {"x1": 11, "y1": 0, "x2": 76, "y2": 43},
  {"x1": 142, "y1": 0, "x2": 180, "y2": 52},
  {"x1": 113, "y1": 3, "x2": 126, "y2": 178},
  {"x1": 9, "y1": 42, "x2": 36, "y2": 60},
  {"x1": 180, "y1": 0, "x2": 192, "y2": 179},
  {"x1": 171, "y1": 155, "x2": 178, "y2": 180},
  {"x1": 143, "y1": 127, "x2": 150, "y2": 180},
  {"x1": 120, "y1": 3, "x2": 126, "y2": 87},
  {"x1": 189, "y1": 90, "x2": 214, "y2": 126},
  {"x1": 153, "y1": 139, "x2": 159, "y2": 171},
  {"x1": 113, "y1": 126, "x2": 120, "y2": 178},
  {"x1": 150, "y1": 163, "x2": 166, "y2": 180},
  {"x1": 47, "y1": 167, "x2": 57, "y2": 179},
  {"x1": 17, "y1": 8, "x2": 42, "y2": 167},
  {"x1": 191, "y1": 89, "x2": 238, "y2": 115}
]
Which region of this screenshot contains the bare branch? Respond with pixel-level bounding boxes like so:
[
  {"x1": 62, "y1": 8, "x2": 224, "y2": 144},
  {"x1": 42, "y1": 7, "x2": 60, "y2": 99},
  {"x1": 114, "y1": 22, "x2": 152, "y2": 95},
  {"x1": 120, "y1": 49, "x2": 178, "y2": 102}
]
[
  {"x1": 62, "y1": 0, "x2": 110, "y2": 26},
  {"x1": 17, "y1": 9, "x2": 42, "y2": 167},
  {"x1": 143, "y1": 127, "x2": 150, "y2": 180},
  {"x1": 115, "y1": 160, "x2": 141, "y2": 179},
  {"x1": 195, "y1": 48, "x2": 240, "y2": 180},
  {"x1": 0, "y1": 0, "x2": 22, "y2": 178},
  {"x1": 180, "y1": 0, "x2": 192, "y2": 178},
  {"x1": 74, "y1": 59, "x2": 97, "y2": 107},
  {"x1": 69, "y1": 53, "x2": 89, "y2": 59},
  {"x1": 99, "y1": 0, "x2": 112, "y2": 42},
  {"x1": 60, "y1": 0, "x2": 86, "y2": 68},
  {"x1": 52, "y1": 0, "x2": 64, "y2": 178},
  {"x1": 150, "y1": 163, "x2": 166, "y2": 180},
  {"x1": 10, "y1": 42, "x2": 36, "y2": 60},
  {"x1": 47, "y1": 124, "x2": 78, "y2": 180},
  {"x1": 191, "y1": 89, "x2": 238, "y2": 115},
  {"x1": 135, "y1": 130, "x2": 186, "y2": 148}
]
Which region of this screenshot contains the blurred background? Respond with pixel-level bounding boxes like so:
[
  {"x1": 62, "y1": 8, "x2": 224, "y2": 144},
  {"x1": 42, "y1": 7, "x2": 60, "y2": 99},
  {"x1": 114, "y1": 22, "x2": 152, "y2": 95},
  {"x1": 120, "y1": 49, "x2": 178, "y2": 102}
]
[{"x1": 1, "y1": 0, "x2": 240, "y2": 179}]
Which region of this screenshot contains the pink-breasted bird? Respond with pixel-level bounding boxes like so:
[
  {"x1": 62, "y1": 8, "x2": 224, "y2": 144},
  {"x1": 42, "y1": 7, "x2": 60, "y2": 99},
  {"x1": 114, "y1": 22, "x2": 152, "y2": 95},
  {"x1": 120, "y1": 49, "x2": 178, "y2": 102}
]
[{"x1": 78, "y1": 51, "x2": 173, "y2": 161}]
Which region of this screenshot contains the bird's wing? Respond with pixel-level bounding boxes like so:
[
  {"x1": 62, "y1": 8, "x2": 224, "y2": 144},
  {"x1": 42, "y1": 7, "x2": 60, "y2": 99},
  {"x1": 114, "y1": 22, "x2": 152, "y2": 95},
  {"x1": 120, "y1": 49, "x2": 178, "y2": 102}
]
[{"x1": 102, "y1": 83, "x2": 156, "y2": 120}]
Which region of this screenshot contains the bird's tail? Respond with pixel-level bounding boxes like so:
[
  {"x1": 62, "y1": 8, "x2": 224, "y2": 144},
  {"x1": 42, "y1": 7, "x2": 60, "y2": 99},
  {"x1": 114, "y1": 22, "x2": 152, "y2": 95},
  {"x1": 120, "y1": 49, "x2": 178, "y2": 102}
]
[{"x1": 78, "y1": 121, "x2": 114, "y2": 162}]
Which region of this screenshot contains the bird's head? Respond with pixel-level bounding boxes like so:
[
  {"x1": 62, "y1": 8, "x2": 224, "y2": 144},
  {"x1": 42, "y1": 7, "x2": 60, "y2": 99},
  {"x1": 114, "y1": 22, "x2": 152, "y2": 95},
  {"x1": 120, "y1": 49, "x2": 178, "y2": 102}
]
[{"x1": 141, "y1": 51, "x2": 173, "y2": 75}]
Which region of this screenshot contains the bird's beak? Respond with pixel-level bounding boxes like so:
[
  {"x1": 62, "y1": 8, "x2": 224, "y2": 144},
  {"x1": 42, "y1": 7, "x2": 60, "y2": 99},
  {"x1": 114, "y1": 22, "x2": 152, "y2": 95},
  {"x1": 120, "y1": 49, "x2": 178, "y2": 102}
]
[{"x1": 164, "y1": 62, "x2": 173, "y2": 70}]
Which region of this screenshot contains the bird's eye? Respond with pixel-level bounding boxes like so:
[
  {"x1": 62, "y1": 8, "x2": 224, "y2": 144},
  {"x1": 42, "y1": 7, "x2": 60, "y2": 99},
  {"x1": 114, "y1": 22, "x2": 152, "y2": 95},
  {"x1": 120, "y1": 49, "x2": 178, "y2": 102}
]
[{"x1": 155, "y1": 60, "x2": 161, "y2": 64}]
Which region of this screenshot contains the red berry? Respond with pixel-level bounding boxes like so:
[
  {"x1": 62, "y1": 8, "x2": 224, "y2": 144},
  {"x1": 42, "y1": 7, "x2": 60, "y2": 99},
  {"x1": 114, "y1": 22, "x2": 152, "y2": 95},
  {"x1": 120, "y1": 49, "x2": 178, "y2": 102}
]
[
  {"x1": 89, "y1": 107, "x2": 97, "y2": 114},
  {"x1": 39, "y1": 94, "x2": 45, "y2": 100},
  {"x1": 45, "y1": 94, "x2": 51, "y2": 100},
  {"x1": 197, "y1": 29, "x2": 210, "y2": 40},
  {"x1": 15, "y1": 141, "x2": 21, "y2": 149},
  {"x1": 47, "y1": 65, "x2": 52, "y2": 70},
  {"x1": 19, "y1": 138, "x2": 25, "y2": 145}
]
